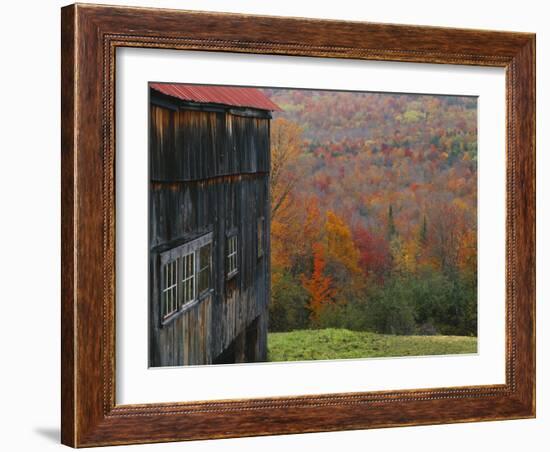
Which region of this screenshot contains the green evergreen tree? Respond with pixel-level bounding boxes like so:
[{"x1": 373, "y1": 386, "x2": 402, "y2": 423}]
[
  {"x1": 387, "y1": 204, "x2": 397, "y2": 241},
  {"x1": 419, "y1": 214, "x2": 428, "y2": 247}
]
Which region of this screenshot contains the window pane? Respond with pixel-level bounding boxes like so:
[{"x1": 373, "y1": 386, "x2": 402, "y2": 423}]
[
  {"x1": 185, "y1": 277, "x2": 189, "y2": 303},
  {"x1": 200, "y1": 243, "x2": 211, "y2": 269},
  {"x1": 171, "y1": 261, "x2": 175, "y2": 312},
  {"x1": 169, "y1": 262, "x2": 173, "y2": 312},
  {"x1": 181, "y1": 251, "x2": 195, "y2": 305},
  {"x1": 162, "y1": 259, "x2": 179, "y2": 319},
  {"x1": 186, "y1": 279, "x2": 190, "y2": 303},
  {"x1": 198, "y1": 269, "x2": 209, "y2": 294},
  {"x1": 199, "y1": 243, "x2": 212, "y2": 295},
  {"x1": 226, "y1": 235, "x2": 237, "y2": 276}
]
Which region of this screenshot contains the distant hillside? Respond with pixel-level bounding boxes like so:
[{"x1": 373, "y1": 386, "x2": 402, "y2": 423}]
[
  {"x1": 262, "y1": 88, "x2": 477, "y2": 151},
  {"x1": 262, "y1": 88, "x2": 477, "y2": 236}
]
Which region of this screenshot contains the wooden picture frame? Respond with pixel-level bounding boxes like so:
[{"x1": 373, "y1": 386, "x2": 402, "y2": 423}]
[{"x1": 61, "y1": 3, "x2": 535, "y2": 447}]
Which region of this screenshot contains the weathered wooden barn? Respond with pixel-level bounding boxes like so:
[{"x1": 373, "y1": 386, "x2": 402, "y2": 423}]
[{"x1": 149, "y1": 83, "x2": 280, "y2": 367}]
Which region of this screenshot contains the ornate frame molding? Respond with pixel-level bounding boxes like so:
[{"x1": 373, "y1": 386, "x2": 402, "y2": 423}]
[{"x1": 61, "y1": 4, "x2": 535, "y2": 447}]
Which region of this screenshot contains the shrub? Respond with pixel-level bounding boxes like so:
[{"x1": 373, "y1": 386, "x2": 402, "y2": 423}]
[
  {"x1": 269, "y1": 272, "x2": 310, "y2": 332},
  {"x1": 365, "y1": 281, "x2": 416, "y2": 335}
]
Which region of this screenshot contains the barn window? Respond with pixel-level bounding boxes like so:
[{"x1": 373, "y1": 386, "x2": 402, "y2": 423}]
[
  {"x1": 226, "y1": 234, "x2": 238, "y2": 278},
  {"x1": 198, "y1": 243, "x2": 212, "y2": 295},
  {"x1": 162, "y1": 259, "x2": 179, "y2": 320},
  {"x1": 159, "y1": 232, "x2": 213, "y2": 325},
  {"x1": 181, "y1": 252, "x2": 196, "y2": 306},
  {"x1": 257, "y1": 216, "x2": 265, "y2": 258}
]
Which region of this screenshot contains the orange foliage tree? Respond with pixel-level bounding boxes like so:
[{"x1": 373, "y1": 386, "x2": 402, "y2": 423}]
[
  {"x1": 271, "y1": 195, "x2": 323, "y2": 276},
  {"x1": 301, "y1": 243, "x2": 335, "y2": 322}
]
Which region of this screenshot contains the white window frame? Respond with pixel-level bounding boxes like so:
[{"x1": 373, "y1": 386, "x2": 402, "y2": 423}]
[
  {"x1": 161, "y1": 258, "x2": 179, "y2": 320},
  {"x1": 226, "y1": 234, "x2": 238, "y2": 279},
  {"x1": 181, "y1": 251, "x2": 196, "y2": 307},
  {"x1": 159, "y1": 232, "x2": 213, "y2": 325}
]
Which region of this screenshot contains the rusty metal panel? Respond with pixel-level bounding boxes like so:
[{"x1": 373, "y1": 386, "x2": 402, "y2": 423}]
[{"x1": 150, "y1": 83, "x2": 281, "y2": 112}]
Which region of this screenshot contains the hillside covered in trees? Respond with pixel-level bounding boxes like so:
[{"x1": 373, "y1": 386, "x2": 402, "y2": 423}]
[{"x1": 261, "y1": 88, "x2": 478, "y2": 339}]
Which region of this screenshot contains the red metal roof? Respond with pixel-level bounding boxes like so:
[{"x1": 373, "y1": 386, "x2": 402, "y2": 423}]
[{"x1": 150, "y1": 83, "x2": 282, "y2": 111}]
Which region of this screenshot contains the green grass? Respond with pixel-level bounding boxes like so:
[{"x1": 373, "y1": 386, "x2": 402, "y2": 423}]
[{"x1": 267, "y1": 328, "x2": 477, "y2": 362}]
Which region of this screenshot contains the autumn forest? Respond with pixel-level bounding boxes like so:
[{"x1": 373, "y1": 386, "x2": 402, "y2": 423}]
[{"x1": 262, "y1": 88, "x2": 478, "y2": 352}]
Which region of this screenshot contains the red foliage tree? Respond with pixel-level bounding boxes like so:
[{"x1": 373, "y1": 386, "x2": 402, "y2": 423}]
[{"x1": 352, "y1": 225, "x2": 392, "y2": 280}]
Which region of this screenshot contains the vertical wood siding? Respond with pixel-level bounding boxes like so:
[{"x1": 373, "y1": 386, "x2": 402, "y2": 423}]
[{"x1": 149, "y1": 95, "x2": 270, "y2": 367}]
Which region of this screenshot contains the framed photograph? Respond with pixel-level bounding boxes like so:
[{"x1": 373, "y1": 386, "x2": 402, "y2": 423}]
[{"x1": 61, "y1": 3, "x2": 535, "y2": 447}]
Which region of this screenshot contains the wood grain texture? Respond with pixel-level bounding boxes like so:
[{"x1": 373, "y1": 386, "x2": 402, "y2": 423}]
[
  {"x1": 60, "y1": 3, "x2": 536, "y2": 447},
  {"x1": 61, "y1": 5, "x2": 76, "y2": 447}
]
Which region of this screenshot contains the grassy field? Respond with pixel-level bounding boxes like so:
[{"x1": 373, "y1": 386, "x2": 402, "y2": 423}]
[{"x1": 267, "y1": 328, "x2": 477, "y2": 362}]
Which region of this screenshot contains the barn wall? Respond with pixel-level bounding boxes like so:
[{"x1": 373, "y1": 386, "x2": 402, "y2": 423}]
[
  {"x1": 150, "y1": 104, "x2": 270, "y2": 182},
  {"x1": 149, "y1": 96, "x2": 270, "y2": 367}
]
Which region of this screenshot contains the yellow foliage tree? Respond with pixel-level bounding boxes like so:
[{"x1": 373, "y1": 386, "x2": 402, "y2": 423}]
[
  {"x1": 324, "y1": 210, "x2": 361, "y2": 276},
  {"x1": 271, "y1": 195, "x2": 323, "y2": 274},
  {"x1": 270, "y1": 118, "x2": 303, "y2": 221},
  {"x1": 392, "y1": 237, "x2": 420, "y2": 274}
]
